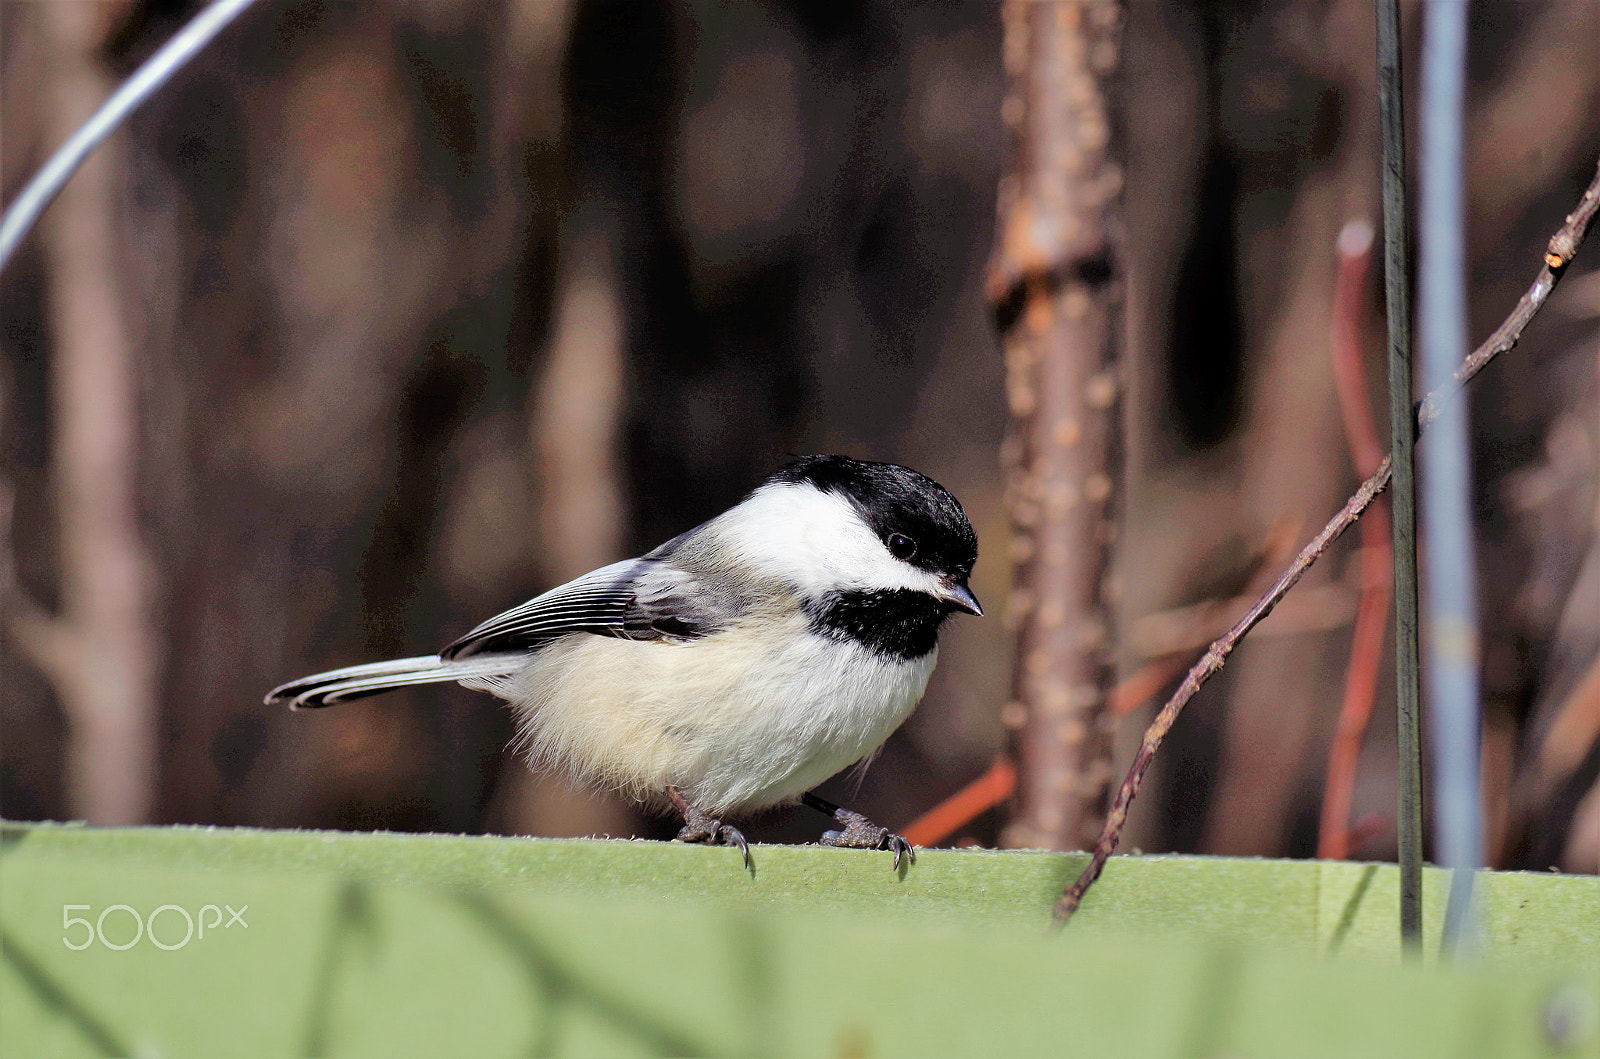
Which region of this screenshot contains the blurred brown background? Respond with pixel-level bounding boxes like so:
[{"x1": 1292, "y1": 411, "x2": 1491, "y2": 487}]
[{"x1": 2, "y1": 0, "x2": 1596, "y2": 874}]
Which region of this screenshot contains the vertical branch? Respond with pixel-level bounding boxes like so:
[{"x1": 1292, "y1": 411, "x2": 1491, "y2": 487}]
[
  {"x1": 14, "y1": 3, "x2": 161, "y2": 824},
  {"x1": 1375, "y1": 0, "x2": 1424, "y2": 950},
  {"x1": 992, "y1": 0, "x2": 1124, "y2": 852}
]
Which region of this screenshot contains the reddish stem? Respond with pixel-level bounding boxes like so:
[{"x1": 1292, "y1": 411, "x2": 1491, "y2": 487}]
[{"x1": 1318, "y1": 220, "x2": 1394, "y2": 861}]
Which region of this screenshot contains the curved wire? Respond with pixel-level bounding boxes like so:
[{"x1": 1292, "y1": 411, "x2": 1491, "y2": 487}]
[{"x1": 0, "y1": 0, "x2": 258, "y2": 274}]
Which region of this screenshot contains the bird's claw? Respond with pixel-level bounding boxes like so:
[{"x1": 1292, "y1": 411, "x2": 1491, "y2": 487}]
[
  {"x1": 886, "y1": 832, "x2": 915, "y2": 870},
  {"x1": 676, "y1": 808, "x2": 752, "y2": 869},
  {"x1": 819, "y1": 809, "x2": 917, "y2": 869}
]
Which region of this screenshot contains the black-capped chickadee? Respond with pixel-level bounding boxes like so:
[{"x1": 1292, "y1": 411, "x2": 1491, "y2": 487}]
[{"x1": 267, "y1": 455, "x2": 981, "y2": 868}]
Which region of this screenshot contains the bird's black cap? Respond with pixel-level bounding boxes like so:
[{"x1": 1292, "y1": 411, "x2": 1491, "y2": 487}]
[{"x1": 767, "y1": 455, "x2": 978, "y2": 582}]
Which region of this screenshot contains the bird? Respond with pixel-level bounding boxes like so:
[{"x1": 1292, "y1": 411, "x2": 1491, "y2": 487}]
[{"x1": 266, "y1": 454, "x2": 981, "y2": 868}]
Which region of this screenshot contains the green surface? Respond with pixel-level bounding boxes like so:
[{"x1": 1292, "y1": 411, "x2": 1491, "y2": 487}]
[{"x1": 1, "y1": 821, "x2": 1596, "y2": 1057}]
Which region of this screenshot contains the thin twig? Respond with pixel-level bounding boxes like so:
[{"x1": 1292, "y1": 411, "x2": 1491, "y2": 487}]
[
  {"x1": 1416, "y1": 172, "x2": 1600, "y2": 429},
  {"x1": 1054, "y1": 466, "x2": 1392, "y2": 923},
  {"x1": 1053, "y1": 156, "x2": 1600, "y2": 926}
]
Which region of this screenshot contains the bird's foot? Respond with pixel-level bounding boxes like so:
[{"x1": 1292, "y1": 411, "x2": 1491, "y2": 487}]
[
  {"x1": 667, "y1": 787, "x2": 752, "y2": 869},
  {"x1": 801, "y1": 792, "x2": 915, "y2": 870}
]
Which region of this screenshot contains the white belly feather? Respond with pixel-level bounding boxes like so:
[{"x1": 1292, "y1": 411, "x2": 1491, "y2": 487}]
[{"x1": 468, "y1": 616, "x2": 936, "y2": 815}]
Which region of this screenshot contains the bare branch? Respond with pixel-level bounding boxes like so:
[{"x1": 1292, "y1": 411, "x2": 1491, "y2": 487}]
[
  {"x1": 1054, "y1": 156, "x2": 1600, "y2": 926},
  {"x1": 1417, "y1": 162, "x2": 1600, "y2": 429}
]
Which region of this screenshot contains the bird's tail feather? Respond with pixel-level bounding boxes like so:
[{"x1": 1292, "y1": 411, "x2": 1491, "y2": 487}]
[{"x1": 265, "y1": 655, "x2": 519, "y2": 710}]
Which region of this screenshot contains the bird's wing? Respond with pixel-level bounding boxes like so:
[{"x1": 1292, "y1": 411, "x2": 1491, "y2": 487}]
[{"x1": 439, "y1": 557, "x2": 740, "y2": 660}]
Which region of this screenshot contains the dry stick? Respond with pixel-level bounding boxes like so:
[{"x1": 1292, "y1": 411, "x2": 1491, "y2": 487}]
[{"x1": 1053, "y1": 156, "x2": 1600, "y2": 926}]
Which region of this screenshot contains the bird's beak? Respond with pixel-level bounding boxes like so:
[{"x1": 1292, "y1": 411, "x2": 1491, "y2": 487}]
[{"x1": 938, "y1": 579, "x2": 983, "y2": 616}]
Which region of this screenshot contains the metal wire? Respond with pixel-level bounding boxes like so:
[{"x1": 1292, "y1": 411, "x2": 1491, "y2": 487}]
[
  {"x1": 0, "y1": 0, "x2": 259, "y2": 275},
  {"x1": 1376, "y1": 0, "x2": 1424, "y2": 952},
  {"x1": 1417, "y1": 0, "x2": 1482, "y2": 954}
]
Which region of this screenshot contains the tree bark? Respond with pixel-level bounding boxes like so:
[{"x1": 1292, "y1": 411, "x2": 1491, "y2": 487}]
[{"x1": 993, "y1": 0, "x2": 1124, "y2": 852}]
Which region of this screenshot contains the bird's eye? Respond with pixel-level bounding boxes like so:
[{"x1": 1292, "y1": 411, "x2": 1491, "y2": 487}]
[{"x1": 887, "y1": 533, "x2": 917, "y2": 561}]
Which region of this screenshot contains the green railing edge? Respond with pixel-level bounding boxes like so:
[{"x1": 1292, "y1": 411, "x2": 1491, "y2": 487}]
[
  {"x1": 2, "y1": 820, "x2": 1597, "y2": 1058},
  {"x1": 3, "y1": 819, "x2": 1596, "y2": 965}
]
